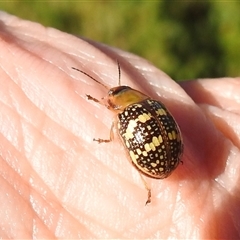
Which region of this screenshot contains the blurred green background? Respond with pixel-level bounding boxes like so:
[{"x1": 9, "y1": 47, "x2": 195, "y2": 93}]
[{"x1": 1, "y1": 1, "x2": 239, "y2": 81}]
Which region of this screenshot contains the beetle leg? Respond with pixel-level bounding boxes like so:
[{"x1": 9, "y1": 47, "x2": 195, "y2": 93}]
[
  {"x1": 93, "y1": 121, "x2": 114, "y2": 143},
  {"x1": 86, "y1": 94, "x2": 109, "y2": 108},
  {"x1": 86, "y1": 94, "x2": 100, "y2": 103},
  {"x1": 139, "y1": 173, "x2": 151, "y2": 205}
]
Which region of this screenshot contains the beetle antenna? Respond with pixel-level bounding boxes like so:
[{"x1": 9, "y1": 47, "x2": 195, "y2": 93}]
[
  {"x1": 117, "y1": 60, "x2": 121, "y2": 86},
  {"x1": 72, "y1": 67, "x2": 108, "y2": 90}
]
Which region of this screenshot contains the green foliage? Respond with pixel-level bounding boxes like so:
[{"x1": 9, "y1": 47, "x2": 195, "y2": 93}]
[{"x1": 1, "y1": 1, "x2": 239, "y2": 81}]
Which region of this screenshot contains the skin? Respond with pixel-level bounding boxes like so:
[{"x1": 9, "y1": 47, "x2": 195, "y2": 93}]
[{"x1": 0, "y1": 12, "x2": 240, "y2": 239}]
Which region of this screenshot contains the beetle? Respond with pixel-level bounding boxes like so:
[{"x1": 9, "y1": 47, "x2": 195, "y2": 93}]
[{"x1": 72, "y1": 61, "x2": 183, "y2": 205}]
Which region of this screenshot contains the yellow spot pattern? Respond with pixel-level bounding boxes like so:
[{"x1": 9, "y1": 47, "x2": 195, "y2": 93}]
[
  {"x1": 151, "y1": 162, "x2": 157, "y2": 167},
  {"x1": 128, "y1": 119, "x2": 137, "y2": 131},
  {"x1": 125, "y1": 129, "x2": 134, "y2": 140},
  {"x1": 172, "y1": 130, "x2": 176, "y2": 139},
  {"x1": 152, "y1": 136, "x2": 160, "y2": 146},
  {"x1": 117, "y1": 99, "x2": 183, "y2": 179},
  {"x1": 168, "y1": 132, "x2": 173, "y2": 140},
  {"x1": 142, "y1": 151, "x2": 147, "y2": 157},
  {"x1": 130, "y1": 150, "x2": 136, "y2": 162},
  {"x1": 138, "y1": 113, "x2": 151, "y2": 123},
  {"x1": 137, "y1": 148, "x2": 141, "y2": 155},
  {"x1": 144, "y1": 143, "x2": 151, "y2": 152},
  {"x1": 124, "y1": 120, "x2": 137, "y2": 140},
  {"x1": 157, "y1": 108, "x2": 167, "y2": 116},
  {"x1": 149, "y1": 142, "x2": 156, "y2": 151}
]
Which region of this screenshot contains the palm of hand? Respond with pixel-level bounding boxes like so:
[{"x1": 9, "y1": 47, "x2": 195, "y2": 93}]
[{"x1": 0, "y1": 12, "x2": 240, "y2": 239}]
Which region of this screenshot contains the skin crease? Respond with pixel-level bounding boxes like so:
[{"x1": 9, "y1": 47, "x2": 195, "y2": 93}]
[{"x1": 0, "y1": 12, "x2": 240, "y2": 239}]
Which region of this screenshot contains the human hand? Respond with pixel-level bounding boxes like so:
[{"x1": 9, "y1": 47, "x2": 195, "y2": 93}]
[{"x1": 0, "y1": 11, "x2": 239, "y2": 239}]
